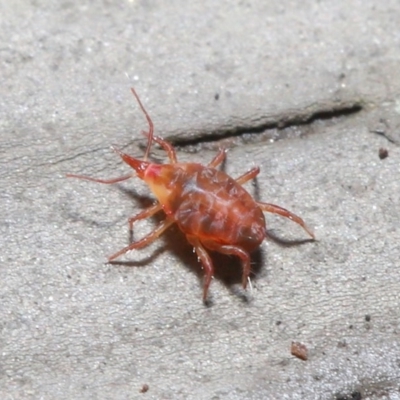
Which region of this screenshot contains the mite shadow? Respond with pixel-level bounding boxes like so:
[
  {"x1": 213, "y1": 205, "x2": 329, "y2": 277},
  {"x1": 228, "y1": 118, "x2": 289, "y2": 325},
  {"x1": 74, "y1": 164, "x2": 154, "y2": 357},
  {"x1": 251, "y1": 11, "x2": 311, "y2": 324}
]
[{"x1": 266, "y1": 230, "x2": 315, "y2": 247}]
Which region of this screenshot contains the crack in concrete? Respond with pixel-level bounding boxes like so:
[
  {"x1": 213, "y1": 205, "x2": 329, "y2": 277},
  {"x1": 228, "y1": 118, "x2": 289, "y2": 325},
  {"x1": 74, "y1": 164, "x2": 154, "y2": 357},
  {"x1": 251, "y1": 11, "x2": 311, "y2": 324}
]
[
  {"x1": 369, "y1": 117, "x2": 399, "y2": 144},
  {"x1": 171, "y1": 101, "x2": 363, "y2": 149}
]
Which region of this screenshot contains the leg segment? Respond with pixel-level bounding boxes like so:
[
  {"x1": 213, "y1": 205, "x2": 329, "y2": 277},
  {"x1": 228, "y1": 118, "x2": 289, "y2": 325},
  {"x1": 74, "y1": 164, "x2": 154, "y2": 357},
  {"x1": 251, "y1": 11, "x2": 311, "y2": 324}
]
[
  {"x1": 208, "y1": 148, "x2": 226, "y2": 168},
  {"x1": 108, "y1": 217, "x2": 175, "y2": 261},
  {"x1": 66, "y1": 173, "x2": 133, "y2": 184},
  {"x1": 186, "y1": 235, "x2": 215, "y2": 301},
  {"x1": 235, "y1": 167, "x2": 260, "y2": 185},
  {"x1": 131, "y1": 88, "x2": 154, "y2": 161},
  {"x1": 153, "y1": 135, "x2": 178, "y2": 163},
  {"x1": 141, "y1": 131, "x2": 178, "y2": 163},
  {"x1": 257, "y1": 202, "x2": 315, "y2": 239},
  {"x1": 204, "y1": 242, "x2": 251, "y2": 289},
  {"x1": 128, "y1": 203, "x2": 163, "y2": 242}
]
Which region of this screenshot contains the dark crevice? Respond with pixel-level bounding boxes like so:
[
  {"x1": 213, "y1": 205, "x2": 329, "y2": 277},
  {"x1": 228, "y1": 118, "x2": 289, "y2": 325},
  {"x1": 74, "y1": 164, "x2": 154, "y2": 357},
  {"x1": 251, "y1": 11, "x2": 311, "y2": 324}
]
[
  {"x1": 369, "y1": 117, "x2": 399, "y2": 144},
  {"x1": 35, "y1": 146, "x2": 107, "y2": 168},
  {"x1": 170, "y1": 102, "x2": 363, "y2": 148},
  {"x1": 302, "y1": 103, "x2": 362, "y2": 123}
]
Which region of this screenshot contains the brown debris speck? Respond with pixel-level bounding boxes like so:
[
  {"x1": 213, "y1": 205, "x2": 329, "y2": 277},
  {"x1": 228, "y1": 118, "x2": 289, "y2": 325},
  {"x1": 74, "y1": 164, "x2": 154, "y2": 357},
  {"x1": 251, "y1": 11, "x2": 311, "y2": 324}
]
[
  {"x1": 291, "y1": 341, "x2": 308, "y2": 361},
  {"x1": 379, "y1": 148, "x2": 389, "y2": 159},
  {"x1": 140, "y1": 384, "x2": 149, "y2": 393}
]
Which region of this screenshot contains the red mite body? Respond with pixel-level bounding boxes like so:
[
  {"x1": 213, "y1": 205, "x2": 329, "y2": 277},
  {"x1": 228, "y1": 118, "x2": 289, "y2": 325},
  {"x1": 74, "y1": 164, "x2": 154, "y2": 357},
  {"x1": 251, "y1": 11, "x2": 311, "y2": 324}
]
[
  {"x1": 68, "y1": 88, "x2": 314, "y2": 301},
  {"x1": 147, "y1": 163, "x2": 266, "y2": 250}
]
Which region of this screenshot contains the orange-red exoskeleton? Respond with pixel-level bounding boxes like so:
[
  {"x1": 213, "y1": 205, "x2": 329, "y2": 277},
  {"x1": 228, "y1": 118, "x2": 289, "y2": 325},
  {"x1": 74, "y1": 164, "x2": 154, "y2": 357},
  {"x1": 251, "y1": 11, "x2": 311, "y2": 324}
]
[{"x1": 67, "y1": 88, "x2": 315, "y2": 301}]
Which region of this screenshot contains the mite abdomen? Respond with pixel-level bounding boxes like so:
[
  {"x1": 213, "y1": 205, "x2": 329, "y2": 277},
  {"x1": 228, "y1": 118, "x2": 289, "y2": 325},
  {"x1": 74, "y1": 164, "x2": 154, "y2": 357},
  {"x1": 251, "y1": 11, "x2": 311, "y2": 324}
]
[{"x1": 173, "y1": 164, "x2": 266, "y2": 250}]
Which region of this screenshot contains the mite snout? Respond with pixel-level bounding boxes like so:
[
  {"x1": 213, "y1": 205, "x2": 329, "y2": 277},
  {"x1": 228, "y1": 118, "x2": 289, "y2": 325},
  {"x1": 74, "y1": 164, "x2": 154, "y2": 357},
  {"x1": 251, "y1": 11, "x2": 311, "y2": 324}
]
[{"x1": 112, "y1": 147, "x2": 150, "y2": 178}]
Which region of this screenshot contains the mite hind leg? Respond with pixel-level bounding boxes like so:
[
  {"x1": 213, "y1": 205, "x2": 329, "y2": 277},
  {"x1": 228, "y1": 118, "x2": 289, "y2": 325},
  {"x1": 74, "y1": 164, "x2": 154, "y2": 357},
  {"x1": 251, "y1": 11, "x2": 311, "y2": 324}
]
[
  {"x1": 257, "y1": 202, "x2": 315, "y2": 239},
  {"x1": 203, "y1": 241, "x2": 252, "y2": 289},
  {"x1": 186, "y1": 235, "x2": 215, "y2": 301},
  {"x1": 235, "y1": 167, "x2": 260, "y2": 185},
  {"x1": 108, "y1": 218, "x2": 175, "y2": 262},
  {"x1": 208, "y1": 148, "x2": 227, "y2": 168}
]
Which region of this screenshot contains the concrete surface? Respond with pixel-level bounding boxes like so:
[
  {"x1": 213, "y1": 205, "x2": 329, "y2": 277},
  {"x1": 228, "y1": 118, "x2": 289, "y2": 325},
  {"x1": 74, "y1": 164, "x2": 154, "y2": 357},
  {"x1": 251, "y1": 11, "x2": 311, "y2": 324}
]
[{"x1": 1, "y1": 1, "x2": 400, "y2": 399}]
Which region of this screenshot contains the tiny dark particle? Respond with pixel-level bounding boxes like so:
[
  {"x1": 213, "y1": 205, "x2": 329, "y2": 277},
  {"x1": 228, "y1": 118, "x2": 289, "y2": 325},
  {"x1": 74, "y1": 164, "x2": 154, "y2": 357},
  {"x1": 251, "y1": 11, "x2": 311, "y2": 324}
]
[
  {"x1": 379, "y1": 147, "x2": 388, "y2": 159},
  {"x1": 365, "y1": 314, "x2": 371, "y2": 322},
  {"x1": 335, "y1": 391, "x2": 362, "y2": 400},
  {"x1": 140, "y1": 384, "x2": 149, "y2": 393},
  {"x1": 214, "y1": 93, "x2": 220, "y2": 100}
]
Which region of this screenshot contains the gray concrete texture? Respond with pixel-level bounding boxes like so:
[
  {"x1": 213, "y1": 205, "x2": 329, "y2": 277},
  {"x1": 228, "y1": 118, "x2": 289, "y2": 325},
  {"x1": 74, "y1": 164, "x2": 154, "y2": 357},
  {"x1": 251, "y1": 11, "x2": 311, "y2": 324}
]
[{"x1": 1, "y1": 1, "x2": 400, "y2": 399}]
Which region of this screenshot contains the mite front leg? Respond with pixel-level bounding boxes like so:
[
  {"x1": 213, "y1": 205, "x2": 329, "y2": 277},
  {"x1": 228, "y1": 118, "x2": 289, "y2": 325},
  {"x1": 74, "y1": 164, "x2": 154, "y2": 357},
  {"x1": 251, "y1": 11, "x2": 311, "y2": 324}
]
[
  {"x1": 154, "y1": 136, "x2": 178, "y2": 163},
  {"x1": 128, "y1": 203, "x2": 163, "y2": 243},
  {"x1": 257, "y1": 202, "x2": 315, "y2": 239},
  {"x1": 66, "y1": 173, "x2": 133, "y2": 184},
  {"x1": 186, "y1": 235, "x2": 215, "y2": 302},
  {"x1": 142, "y1": 131, "x2": 178, "y2": 164},
  {"x1": 108, "y1": 218, "x2": 175, "y2": 262},
  {"x1": 130, "y1": 88, "x2": 154, "y2": 161}
]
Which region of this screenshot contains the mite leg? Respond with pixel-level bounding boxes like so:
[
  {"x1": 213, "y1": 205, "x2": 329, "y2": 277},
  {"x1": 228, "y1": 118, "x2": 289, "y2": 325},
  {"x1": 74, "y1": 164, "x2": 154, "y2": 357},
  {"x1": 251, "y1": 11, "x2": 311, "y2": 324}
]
[
  {"x1": 257, "y1": 202, "x2": 315, "y2": 239},
  {"x1": 131, "y1": 88, "x2": 154, "y2": 161},
  {"x1": 66, "y1": 173, "x2": 133, "y2": 184},
  {"x1": 235, "y1": 167, "x2": 260, "y2": 185},
  {"x1": 128, "y1": 203, "x2": 163, "y2": 242},
  {"x1": 205, "y1": 242, "x2": 251, "y2": 289},
  {"x1": 186, "y1": 235, "x2": 215, "y2": 301},
  {"x1": 153, "y1": 135, "x2": 178, "y2": 163},
  {"x1": 108, "y1": 218, "x2": 175, "y2": 261},
  {"x1": 141, "y1": 131, "x2": 178, "y2": 163},
  {"x1": 208, "y1": 148, "x2": 227, "y2": 168}
]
